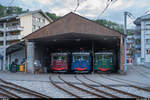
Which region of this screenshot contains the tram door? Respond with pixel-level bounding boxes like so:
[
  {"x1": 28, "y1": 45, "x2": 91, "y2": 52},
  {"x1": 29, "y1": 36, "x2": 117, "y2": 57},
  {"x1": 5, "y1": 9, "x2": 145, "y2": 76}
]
[{"x1": 94, "y1": 52, "x2": 114, "y2": 72}]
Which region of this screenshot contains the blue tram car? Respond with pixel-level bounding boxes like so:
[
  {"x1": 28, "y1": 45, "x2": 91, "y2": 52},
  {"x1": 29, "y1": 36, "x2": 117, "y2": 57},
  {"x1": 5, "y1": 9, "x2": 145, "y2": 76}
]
[{"x1": 71, "y1": 52, "x2": 91, "y2": 73}]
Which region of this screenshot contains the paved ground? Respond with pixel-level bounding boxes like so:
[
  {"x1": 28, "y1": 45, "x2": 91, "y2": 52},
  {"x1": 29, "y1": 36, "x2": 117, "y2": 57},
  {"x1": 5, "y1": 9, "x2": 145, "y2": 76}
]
[{"x1": 0, "y1": 64, "x2": 150, "y2": 98}]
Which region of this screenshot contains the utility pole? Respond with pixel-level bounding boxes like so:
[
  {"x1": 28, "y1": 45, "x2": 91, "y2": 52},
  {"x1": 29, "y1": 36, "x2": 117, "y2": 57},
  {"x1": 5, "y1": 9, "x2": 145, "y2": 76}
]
[
  {"x1": 123, "y1": 12, "x2": 127, "y2": 73},
  {"x1": 3, "y1": 23, "x2": 6, "y2": 71},
  {"x1": 2, "y1": 7, "x2": 7, "y2": 71}
]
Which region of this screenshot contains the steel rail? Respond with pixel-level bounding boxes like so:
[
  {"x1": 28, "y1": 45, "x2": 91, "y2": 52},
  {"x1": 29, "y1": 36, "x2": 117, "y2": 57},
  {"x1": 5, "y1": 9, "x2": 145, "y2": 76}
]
[
  {"x1": 59, "y1": 74, "x2": 103, "y2": 98},
  {"x1": 0, "y1": 91, "x2": 14, "y2": 98},
  {"x1": 130, "y1": 65, "x2": 150, "y2": 78},
  {"x1": 0, "y1": 79, "x2": 51, "y2": 98},
  {"x1": 74, "y1": 75, "x2": 119, "y2": 98},
  {"x1": 102, "y1": 75, "x2": 150, "y2": 93},
  {"x1": 0, "y1": 84, "x2": 48, "y2": 98},
  {"x1": 83, "y1": 75, "x2": 145, "y2": 98},
  {"x1": 0, "y1": 87, "x2": 21, "y2": 98},
  {"x1": 49, "y1": 76, "x2": 80, "y2": 98}
]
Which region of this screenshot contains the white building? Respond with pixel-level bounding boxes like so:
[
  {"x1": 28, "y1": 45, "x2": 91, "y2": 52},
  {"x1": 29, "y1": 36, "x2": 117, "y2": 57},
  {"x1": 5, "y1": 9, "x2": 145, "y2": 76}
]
[
  {"x1": 134, "y1": 14, "x2": 150, "y2": 67},
  {"x1": 0, "y1": 10, "x2": 52, "y2": 71},
  {"x1": 126, "y1": 35, "x2": 134, "y2": 63}
]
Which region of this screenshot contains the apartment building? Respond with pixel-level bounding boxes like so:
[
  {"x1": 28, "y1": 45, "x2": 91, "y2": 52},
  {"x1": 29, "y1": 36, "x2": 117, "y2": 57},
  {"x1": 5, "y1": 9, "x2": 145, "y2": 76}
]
[
  {"x1": 134, "y1": 14, "x2": 150, "y2": 67},
  {"x1": 126, "y1": 35, "x2": 134, "y2": 63},
  {"x1": 0, "y1": 10, "x2": 52, "y2": 70}
]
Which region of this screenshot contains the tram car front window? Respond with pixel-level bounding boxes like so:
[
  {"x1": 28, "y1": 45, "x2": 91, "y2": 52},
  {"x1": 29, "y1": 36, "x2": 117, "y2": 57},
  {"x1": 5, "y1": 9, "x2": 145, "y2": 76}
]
[
  {"x1": 72, "y1": 53, "x2": 91, "y2": 72},
  {"x1": 51, "y1": 53, "x2": 68, "y2": 72}
]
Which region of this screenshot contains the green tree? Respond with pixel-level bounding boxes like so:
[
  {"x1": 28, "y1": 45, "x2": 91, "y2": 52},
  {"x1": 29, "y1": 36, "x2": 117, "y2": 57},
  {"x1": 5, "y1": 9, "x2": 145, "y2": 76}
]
[
  {"x1": 95, "y1": 19, "x2": 124, "y2": 33},
  {"x1": 45, "y1": 12, "x2": 61, "y2": 21},
  {"x1": 0, "y1": 4, "x2": 29, "y2": 18}
]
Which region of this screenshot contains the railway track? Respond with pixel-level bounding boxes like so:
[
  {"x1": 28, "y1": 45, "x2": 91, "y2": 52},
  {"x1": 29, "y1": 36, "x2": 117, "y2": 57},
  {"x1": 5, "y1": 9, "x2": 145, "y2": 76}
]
[
  {"x1": 102, "y1": 75, "x2": 150, "y2": 92},
  {"x1": 104, "y1": 74, "x2": 150, "y2": 87},
  {"x1": 74, "y1": 75, "x2": 119, "y2": 98},
  {"x1": 83, "y1": 75, "x2": 145, "y2": 98},
  {"x1": 130, "y1": 65, "x2": 150, "y2": 78},
  {"x1": 0, "y1": 78, "x2": 51, "y2": 98},
  {"x1": 50, "y1": 74, "x2": 108, "y2": 98},
  {"x1": 0, "y1": 91, "x2": 14, "y2": 98},
  {"x1": 49, "y1": 75, "x2": 80, "y2": 98}
]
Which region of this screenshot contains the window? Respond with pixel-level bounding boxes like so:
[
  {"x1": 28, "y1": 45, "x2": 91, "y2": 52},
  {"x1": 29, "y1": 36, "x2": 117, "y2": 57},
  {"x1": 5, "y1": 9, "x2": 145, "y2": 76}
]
[
  {"x1": 38, "y1": 18, "x2": 40, "y2": 22},
  {"x1": 42, "y1": 19, "x2": 45, "y2": 23},
  {"x1": 35, "y1": 17, "x2": 38, "y2": 21},
  {"x1": 145, "y1": 24, "x2": 150, "y2": 29},
  {"x1": 33, "y1": 17, "x2": 36, "y2": 21},
  {"x1": 53, "y1": 56, "x2": 66, "y2": 60},
  {"x1": 0, "y1": 32, "x2": 3, "y2": 37},
  {"x1": 146, "y1": 49, "x2": 150, "y2": 54},
  {"x1": 12, "y1": 23, "x2": 18, "y2": 26},
  {"x1": 96, "y1": 55, "x2": 102, "y2": 60},
  {"x1": 82, "y1": 56, "x2": 88, "y2": 61},
  {"x1": 104, "y1": 55, "x2": 112, "y2": 59},
  {"x1": 0, "y1": 41, "x2": 3, "y2": 46},
  {"x1": 146, "y1": 39, "x2": 150, "y2": 44},
  {"x1": 33, "y1": 25, "x2": 36, "y2": 29},
  {"x1": 74, "y1": 56, "x2": 80, "y2": 61}
]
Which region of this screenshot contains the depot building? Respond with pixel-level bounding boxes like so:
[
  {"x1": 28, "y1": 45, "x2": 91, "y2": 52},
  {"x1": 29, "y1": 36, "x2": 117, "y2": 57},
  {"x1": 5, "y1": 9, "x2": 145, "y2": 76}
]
[{"x1": 6, "y1": 12, "x2": 126, "y2": 74}]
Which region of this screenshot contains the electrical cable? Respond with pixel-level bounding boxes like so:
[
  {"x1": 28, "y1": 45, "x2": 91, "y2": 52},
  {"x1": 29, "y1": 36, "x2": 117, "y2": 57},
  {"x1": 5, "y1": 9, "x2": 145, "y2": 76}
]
[
  {"x1": 96, "y1": 0, "x2": 117, "y2": 19},
  {"x1": 74, "y1": 0, "x2": 80, "y2": 12},
  {"x1": 7, "y1": 0, "x2": 15, "y2": 7},
  {"x1": 73, "y1": 0, "x2": 87, "y2": 12}
]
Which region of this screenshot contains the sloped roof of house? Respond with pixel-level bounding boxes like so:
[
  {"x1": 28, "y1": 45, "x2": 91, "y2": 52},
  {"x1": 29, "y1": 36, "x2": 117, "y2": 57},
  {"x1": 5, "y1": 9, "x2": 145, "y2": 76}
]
[
  {"x1": 25, "y1": 12, "x2": 122, "y2": 40},
  {"x1": 0, "y1": 9, "x2": 52, "y2": 22}
]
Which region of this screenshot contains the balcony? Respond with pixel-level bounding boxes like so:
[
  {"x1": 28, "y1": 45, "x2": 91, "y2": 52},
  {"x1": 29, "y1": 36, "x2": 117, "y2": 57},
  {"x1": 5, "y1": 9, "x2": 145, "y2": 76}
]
[
  {"x1": 0, "y1": 45, "x2": 10, "y2": 50},
  {"x1": 0, "y1": 25, "x2": 23, "y2": 32},
  {"x1": 134, "y1": 35, "x2": 141, "y2": 39},
  {"x1": 134, "y1": 45, "x2": 141, "y2": 49},
  {"x1": 134, "y1": 26, "x2": 141, "y2": 33},
  {"x1": 0, "y1": 35, "x2": 23, "y2": 41},
  {"x1": 127, "y1": 35, "x2": 134, "y2": 39},
  {"x1": 127, "y1": 40, "x2": 134, "y2": 44}
]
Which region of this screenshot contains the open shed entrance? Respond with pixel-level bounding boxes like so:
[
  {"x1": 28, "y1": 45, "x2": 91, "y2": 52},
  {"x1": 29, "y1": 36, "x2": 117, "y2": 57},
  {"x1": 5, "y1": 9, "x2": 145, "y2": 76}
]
[{"x1": 30, "y1": 33, "x2": 120, "y2": 73}]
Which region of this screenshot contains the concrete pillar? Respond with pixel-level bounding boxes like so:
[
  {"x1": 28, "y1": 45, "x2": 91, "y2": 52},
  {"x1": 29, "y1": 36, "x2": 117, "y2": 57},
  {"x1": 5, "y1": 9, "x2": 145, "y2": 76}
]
[{"x1": 27, "y1": 42, "x2": 35, "y2": 73}]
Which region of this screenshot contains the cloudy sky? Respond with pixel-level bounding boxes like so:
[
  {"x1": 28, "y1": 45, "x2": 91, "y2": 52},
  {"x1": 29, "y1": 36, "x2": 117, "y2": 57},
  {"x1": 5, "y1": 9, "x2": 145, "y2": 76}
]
[{"x1": 1, "y1": 0, "x2": 150, "y2": 28}]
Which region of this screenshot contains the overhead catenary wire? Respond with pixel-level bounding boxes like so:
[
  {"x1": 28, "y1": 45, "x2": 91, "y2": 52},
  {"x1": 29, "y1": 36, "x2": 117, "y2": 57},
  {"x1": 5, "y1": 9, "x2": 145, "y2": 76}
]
[
  {"x1": 125, "y1": 12, "x2": 136, "y2": 28},
  {"x1": 73, "y1": 0, "x2": 87, "y2": 12},
  {"x1": 74, "y1": 0, "x2": 80, "y2": 12},
  {"x1": 96, "y1": 0, "x2": 118, "y2": 19},
  {"x1": 7, "y1": 0, "x2": 16, "y2": 7}
]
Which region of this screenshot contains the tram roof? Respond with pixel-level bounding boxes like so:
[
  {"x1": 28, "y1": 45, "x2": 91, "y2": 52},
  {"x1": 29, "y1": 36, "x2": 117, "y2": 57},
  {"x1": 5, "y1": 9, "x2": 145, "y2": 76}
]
[
  {"x1": 95, "y1": 52, "x2": 113, "y2": 55},
  {"x1": 72, "y1": 52, "x2": 90, "y2": 55},
  {"x1": 24, "y1": 12, "x2": 123, "y2": 41},
  {"x1": 51, "y1": 53, "x2": 68, "y2": 55}
]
